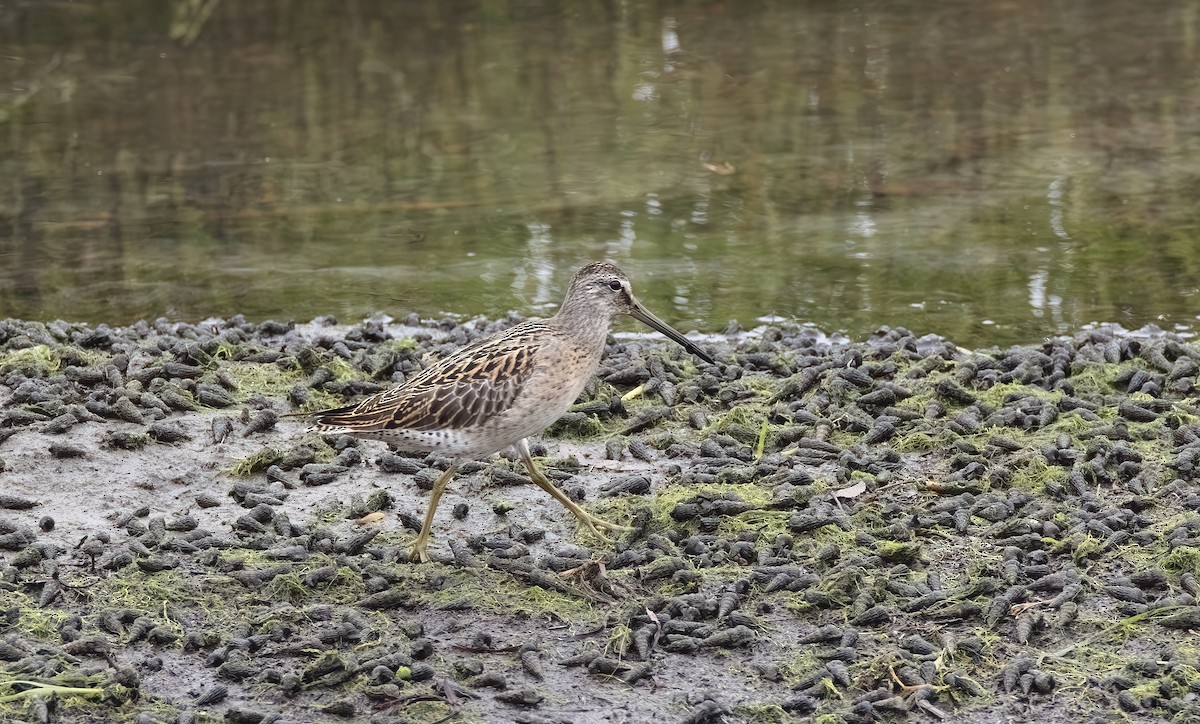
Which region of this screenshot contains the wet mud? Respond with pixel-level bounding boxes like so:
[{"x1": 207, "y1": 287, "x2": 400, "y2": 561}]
[{"x1": 1, "y1": 314, "x2": 1199, "y2": 723}]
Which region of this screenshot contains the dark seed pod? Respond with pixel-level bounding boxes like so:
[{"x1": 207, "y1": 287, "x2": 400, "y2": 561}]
[
  {"x1": 849, "y1": 605, "x2": 890, "y2": 627},
  {"x1": 0, "y1": 494, "x2": 37, "y2": 513},
  {"x1": 627, "y1": 438, "x2": 656, "y2": 462},
  {"x1": 243, "y1": 409, "x2": 278, "y2": 436},
  {"x1": 897, "y1": 667, "x2": 921, "y2": 686},
  {"x1": 300, "y1": 463, "x2": 349, "y2": 486},
  {"x1": 715, "y1": 588, "x2": 744, "y2": 622},
  {"x1": 1104, "y1": 585, "x2": 1147, "y2": 604},
  {"x1": 900, "y1": 635, "x2": 938, "y2": 656},
  {"x1": 949, "y1": 673, "x2": 986, "y2": 697},
  {"x1": 1000, "y1": 658, "x2": 1031, "y2": 693},
  {"x1": 1181, "y1": 573, "x2": 1200, "y2": 598},
  {"x1": 558, "y1": 651, "x2": 600, "y2": 668},
  {"x1": 662, "y1": 636, "x2": 700, "y2": 654},
  {"x1": 148, "y1": 626, "x2": 179, "y2": 646},
  {"x1": 826, "y1": 660, "x2": 852, "y2": 689},
  {"x1": 1015, "y1": 612, "x2": 1040, "y2": 644},
  {"x1": 1054, "y1": 602, "x2": 1079, "y2": 628},
  {"x1": 1117, "y1": 689, "x2": 1141, "y2": 712},
  {"x1": 492, "y1": 686, "x2": 544, "y2": 705},
  {"x1": 936, "y1": 379, "x2": 976, "y2": 404},
  {"x1": 1118, "y1": 401, "x2": 1158, "y2": 422},
  {"x1": 1129, "y1": 569, "x2": 1168, "y2": 590},
  {"x1": 1033, "y1": 671, "x2": 1055, "y2": 693},
  {"x1": 126, "y1": 616, "x2": 155, "y2": 643},
  {"x1": 357, "y1": 589, "x2": 412, "y2": 611},
  {"x1": 211, "y1": 417, "x2": 234, "y2": 443},
  {"x1": 602, "y1": 475, "x2": 651, "y2": 497},
  {"x1": 197, "y1": 383, "x2": 236, "y2": 408},
  {"x1": 1043, "y1": 583, "x2": 1082, "y2": 609},
  {"x1": 379, "y1": 452, "x2": 424, "y2": 475},
  {"x1": 861, "y1": 418, "x2": 897, "y2": 444},
  {"x1": 1029, "y1": 570, "x2": 1077, "y2": 591},
  {"x1": 218, "y1": 659, "x2": 259, "y2": 682},
  {"x1": 234, "y1": 515, "x2": 267, "y2": 533},
  {"x1": 61, "y1": 635, "x2": 111, "y2": 657},
  {"x1": 700, "y1": 625, "x2": 754, "y2": 648},
  {"x1": 797, "y1": 625, "x2": 844, "y2": 644},
  {"x1": 620, "y1": 662, "x2": 653, "y2": 685},
  {"x1": 136, "y1": 556, "x2": 178, "y2": 573},
  {"x1": 48, "y1": 443, "x2": 88, "y2": 459},
  {"x1": 586, "y1": 656, "x2": 628, "y2": 676},
  {"x1": 38, "y1": 579, "x2": 62, "y2": 608},
  {"x1": 1157, "y1": 607, "x2": 1200, "y2": 629}
]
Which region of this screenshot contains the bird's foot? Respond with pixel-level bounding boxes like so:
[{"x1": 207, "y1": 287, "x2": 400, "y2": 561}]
[
  {"x1": 574, "y1": 511, "x2": 633, "y2": 545},
  {"x1": 408, "y1": 536, "x2": 432, "y2": 564}
]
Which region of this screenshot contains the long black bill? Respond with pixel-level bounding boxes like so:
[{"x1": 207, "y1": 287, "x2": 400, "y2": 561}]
[{"x1": 629, "y1": 300, "x2": 715, "y2": 365}]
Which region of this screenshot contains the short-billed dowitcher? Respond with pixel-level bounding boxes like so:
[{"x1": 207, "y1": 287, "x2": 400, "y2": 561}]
[{"x1": 309, "y1": 261, "x2": 714, "y2": 562}]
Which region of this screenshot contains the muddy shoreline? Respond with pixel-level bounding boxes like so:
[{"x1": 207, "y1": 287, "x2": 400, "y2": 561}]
[{"x1": 2, "y1": 314, "x2": 1199, "y2": 723}]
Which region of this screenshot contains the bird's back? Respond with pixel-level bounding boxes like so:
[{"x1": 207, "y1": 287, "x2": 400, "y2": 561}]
[{"x1": 309, "y1": 319, "x2": 601, "y2": 457}]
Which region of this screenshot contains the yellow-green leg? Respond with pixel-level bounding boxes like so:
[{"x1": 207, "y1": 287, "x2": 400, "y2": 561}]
[
  {"x1": 409, "y1": 461, "x2": 459, "y2": 563},
  {"x1": 514, "y1": 439, "x2": 633, "y2": 543}
]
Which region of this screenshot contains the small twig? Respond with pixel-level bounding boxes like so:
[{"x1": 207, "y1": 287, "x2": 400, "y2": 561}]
[{"x1": 916, "y1": 698, "x2": 949, "y2": 720}]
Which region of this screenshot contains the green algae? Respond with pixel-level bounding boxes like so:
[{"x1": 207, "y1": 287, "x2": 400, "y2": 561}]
[
  {"x1": 229, "y1": 445, "x2": 287, "y2": 476},
  {"x1": 0, "y1": 344, "x2": 60, "y2": 375},
  {"x1": 548, "y1": 412, "x2": 607, "y2": 439},
  {"x1": 974, "y1": 381, "x2": 1062, "y2": 408},
  {"x1": 732, "y1": 703, "x2": 791, "y2": 723},
  {"x1": 225, "y1": 361, "x2": 305, "y2": 399},
  {"x1": 423, "y1": 567, "x2": 604, "y2": 625},
  {"x1": 0, "y1": 590, "x2": 68, "y2": 640},
  {"x1": 1163, "y1": 547, "x2": 1200, "y2": 577}
]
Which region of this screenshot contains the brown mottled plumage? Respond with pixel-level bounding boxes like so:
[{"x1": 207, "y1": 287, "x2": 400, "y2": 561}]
[{"x1": 309, "y1": 261, "x2": 714, "y2": 562}]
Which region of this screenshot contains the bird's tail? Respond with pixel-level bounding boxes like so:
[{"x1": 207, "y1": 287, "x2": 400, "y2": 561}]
[{"x1": 308, "y1": 403, "x2": 393, "y2": 433}]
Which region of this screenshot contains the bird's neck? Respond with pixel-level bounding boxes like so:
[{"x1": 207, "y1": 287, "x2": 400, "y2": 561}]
[{"x1": 550, "y1": 303, "x2": 614, "y2": 353}]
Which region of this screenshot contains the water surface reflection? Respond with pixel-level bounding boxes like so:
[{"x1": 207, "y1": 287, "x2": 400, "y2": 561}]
[{"x1": 0, "y1": 0, "x2": 1197, "y2": 347}]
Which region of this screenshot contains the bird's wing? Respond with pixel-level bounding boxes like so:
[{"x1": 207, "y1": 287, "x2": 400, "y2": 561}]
[{"x1": 309, "y1": 324, "x2": 550, "y2": 433}]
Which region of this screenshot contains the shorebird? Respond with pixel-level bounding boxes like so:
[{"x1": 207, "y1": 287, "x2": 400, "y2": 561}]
[{"x1": 309, "y1": 261, "x2": 714, "y2": 562}]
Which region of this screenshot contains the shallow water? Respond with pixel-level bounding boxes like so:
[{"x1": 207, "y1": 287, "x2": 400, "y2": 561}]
[{"x1": 1, "y1": 0, "x2": 1197, "y2": 347}]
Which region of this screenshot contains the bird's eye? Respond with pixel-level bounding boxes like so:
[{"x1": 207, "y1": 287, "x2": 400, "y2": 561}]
[{"x1": 607, "y1": 280, "x2": 622, "y2": 292}]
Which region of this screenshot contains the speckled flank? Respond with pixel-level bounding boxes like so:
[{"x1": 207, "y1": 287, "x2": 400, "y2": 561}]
[{"x1": 307, "y1": 261, "x2": 713, "y2": 561}]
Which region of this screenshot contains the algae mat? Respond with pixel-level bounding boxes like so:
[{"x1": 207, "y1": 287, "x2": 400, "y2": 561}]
[{"x1": 1, "y1": 315, "x2": 1199, "y2": 723}]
